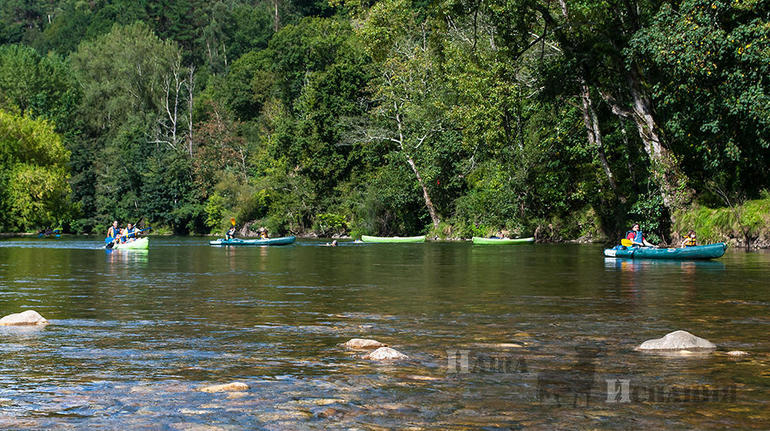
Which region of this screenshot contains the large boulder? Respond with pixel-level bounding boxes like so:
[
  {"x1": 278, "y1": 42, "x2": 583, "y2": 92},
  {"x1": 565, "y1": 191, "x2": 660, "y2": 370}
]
[
  {"x1": 636, "y1": 330, "x2": 716, "y2": 351},
  {"x1": 343, "y1": 338, "x2": 386, "y2": 350},
  {"x1": 362, "y1": 347, "x2": 408, "y2": 361},
  {"x1": 0, "y1": 310, "x2": 49, "y2": 326}
]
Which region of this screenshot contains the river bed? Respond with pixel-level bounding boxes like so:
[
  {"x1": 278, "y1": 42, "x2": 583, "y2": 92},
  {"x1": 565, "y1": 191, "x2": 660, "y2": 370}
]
[{"x1": 0, "y1": 237, "x2": 768, "y2": 429}]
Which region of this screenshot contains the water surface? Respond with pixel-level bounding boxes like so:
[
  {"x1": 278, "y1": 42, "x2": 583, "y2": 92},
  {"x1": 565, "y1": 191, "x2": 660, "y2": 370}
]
[{"x1": 0, "y1": 237, "x2": 768, "y2": 429}]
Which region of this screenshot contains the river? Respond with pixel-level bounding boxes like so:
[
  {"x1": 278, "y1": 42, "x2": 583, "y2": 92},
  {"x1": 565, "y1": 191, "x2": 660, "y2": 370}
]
[{"x1": 0, "y1": 237, "x2": 768, "y2": 429}]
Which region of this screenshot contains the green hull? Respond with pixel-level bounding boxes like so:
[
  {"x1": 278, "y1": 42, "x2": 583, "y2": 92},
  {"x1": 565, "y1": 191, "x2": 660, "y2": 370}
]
[
  {"x1": 112, "y1": 237, "x2": 149, "y2": 250},
  {"x1": 472, "y1": 237, "x2": 535, "y2": 245},
  {"x1": 210, "y1": 236, "x2": 296, "y2": 246},
  {"x1": 361, "y1": 235, "x2": 425, "y2": 243},
  {"x1": 604, "y1": 243, "x2": 727, "y2": 260}
]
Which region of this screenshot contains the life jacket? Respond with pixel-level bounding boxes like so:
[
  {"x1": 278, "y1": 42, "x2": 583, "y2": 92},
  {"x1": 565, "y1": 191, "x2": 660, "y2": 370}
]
[
  {"x1": 626, "y1": 230, "x2": 644, "y2": 244},
  {"x1": 125, "y1": 227, "x2": 136, "y2": 239},
  {"x1": 682, "y1": 237, "x2": 696, "y2": 247}
]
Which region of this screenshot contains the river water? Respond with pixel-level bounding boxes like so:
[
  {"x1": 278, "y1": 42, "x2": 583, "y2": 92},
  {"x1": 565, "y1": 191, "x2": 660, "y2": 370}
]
[{"x1": 0, "y1": 237, "x2": 768, "y2": 429}]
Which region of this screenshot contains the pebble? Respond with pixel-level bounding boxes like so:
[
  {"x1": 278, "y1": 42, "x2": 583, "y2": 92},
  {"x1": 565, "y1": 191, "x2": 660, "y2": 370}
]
[
  {"x1": 199, "y1": 382, "x2": 249, "y2": 393},
  {"x1": 362, "y1": 347, "x2": 409, "y2": 361}
]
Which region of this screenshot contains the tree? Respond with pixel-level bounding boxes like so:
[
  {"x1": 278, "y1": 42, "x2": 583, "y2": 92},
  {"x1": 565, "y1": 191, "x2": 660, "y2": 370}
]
[
  {"x1": 358, "y1": 0, "x2": 447, "y2": 229},
  {"x1": 0, "y1": 110, "x2": 71, "y2": 231}
]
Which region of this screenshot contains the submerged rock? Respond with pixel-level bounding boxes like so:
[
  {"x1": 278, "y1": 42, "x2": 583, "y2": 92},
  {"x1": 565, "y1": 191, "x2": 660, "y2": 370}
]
[
  {"x1": 0, "y1": 310, "x2": 49, "y2": 326},
  {"x1": 636, "y1": 330, "x2": 716, "y2": 351},
  {"x1": 199, "y1": 382, "x2": 249, "y2": 393},
  {"x1": 362, "y1": 347, "x2": 408, "y2": 361},
  {"x1": 726, "y1": 350, "x2": 749, "y2": 357},
  {"x1": 343, "y1": 338, "x2": 386, "y2": 349}
]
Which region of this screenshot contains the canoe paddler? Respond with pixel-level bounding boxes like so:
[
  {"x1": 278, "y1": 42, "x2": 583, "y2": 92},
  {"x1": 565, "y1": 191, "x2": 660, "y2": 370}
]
[
  {"x1": 125, "y1": 223, "x2": 137, "y2": 239},
  {"x1": 226, "y1": 226, "x2": 236, "y2": 240},
  {"x1": 107, "y1": 221, "x2": 119, "y2": 240},
  {"x1": 625, "y1": 223, "x2": 656, "y2": 248}
]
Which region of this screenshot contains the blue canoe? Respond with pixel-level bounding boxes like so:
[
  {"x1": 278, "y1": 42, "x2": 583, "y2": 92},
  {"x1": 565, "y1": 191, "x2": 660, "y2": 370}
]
[
  {"x1": 603, "y1": 243, "x2": 727, "y2": 260},
  {"x1": 209, "y1": 236, "x2": 296, "y2": 246}
]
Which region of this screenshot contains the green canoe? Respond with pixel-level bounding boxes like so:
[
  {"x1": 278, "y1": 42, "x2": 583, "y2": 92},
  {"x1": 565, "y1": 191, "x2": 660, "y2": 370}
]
[
  {"x1": 112, "y1": 237, "x2": 149, "y2": 250},
  {"x1": 209, "y1": 236, "x2": 296, "y2": 246},
  {"x1": 472, "y1": 237, "x2": 535, "y2": 245},
  {"x1": 361, "y1": 235, "x2": 426, "y2": 243},
  {"x1": 603, "y1": 243, "x2": 727, "y2": 260}
]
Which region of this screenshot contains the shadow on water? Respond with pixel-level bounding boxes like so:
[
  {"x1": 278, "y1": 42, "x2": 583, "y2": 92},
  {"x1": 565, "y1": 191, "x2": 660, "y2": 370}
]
[{"x1": 0, "y1": 239, "x2": 768, "y2": 428}]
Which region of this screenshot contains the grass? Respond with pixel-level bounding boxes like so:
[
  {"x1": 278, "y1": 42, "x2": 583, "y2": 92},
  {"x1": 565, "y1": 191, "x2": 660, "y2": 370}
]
[{"x1": 674, "y1": 193, "x2": 770, "y2": 248}]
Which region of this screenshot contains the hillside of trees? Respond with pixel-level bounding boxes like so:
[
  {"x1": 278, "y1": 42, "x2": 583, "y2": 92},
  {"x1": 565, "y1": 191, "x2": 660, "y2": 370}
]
[{"x1": 1, "y1": 0, "x2": 768, "y2": 242}]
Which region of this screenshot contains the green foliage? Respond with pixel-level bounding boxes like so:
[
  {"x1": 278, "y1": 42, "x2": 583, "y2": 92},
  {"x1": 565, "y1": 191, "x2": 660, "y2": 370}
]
[
  {"x1": 0, "y1": 0, "x2": 767, "y2": 242},
  {"x1": 204, "y1": 192, "x2": 227, "y2": 232},
  {"x1": 314, "y1": 212, "x2": 347, "y2": 236},
  {"x1": 0, "y1": 110, "x2": 71, "y2": 231},
  {"x1": 629, "y1": 0, "x2": 770, "y2": 194},
  {"x1": 629, "y1": 190, "x2": 666, "y2": 244}
]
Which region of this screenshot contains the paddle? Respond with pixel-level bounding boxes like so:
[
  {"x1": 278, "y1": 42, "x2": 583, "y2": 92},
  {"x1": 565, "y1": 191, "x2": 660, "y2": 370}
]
[{"x1": 620, "y1": 237, "x2": 660, "y2": 248}]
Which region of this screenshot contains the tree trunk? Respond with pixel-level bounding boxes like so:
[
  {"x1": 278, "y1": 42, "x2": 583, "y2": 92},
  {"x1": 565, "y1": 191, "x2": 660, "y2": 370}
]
[
  {"x1": 273, "y1": 0, "x2": 280, "y2": 32},
  {"x1": 624, "y1": 67, "x2": 692, "y2": 211},
  {"x1": 395, "y1": 111, "x2": 440, "y2": 229},
  {"x1": 579, "y1": 80, "x2": 619, "y2": 195},
  {"x1": 404, "y1": 153, "x2": 440, "y2": 229},
  {"x1": 601, "y1": 68, "x2": 693, "y2": 214}
]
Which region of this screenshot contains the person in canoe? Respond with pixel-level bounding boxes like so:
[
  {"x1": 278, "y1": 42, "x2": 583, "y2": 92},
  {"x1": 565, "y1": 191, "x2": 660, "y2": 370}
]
[
  {"x1": 125, "y1": 223, "x2": 137, "y2": 240},
  {"x1": 680, "y1": 230, "x2": 697, "y2": 247},
  {"x1": 259, "y1": 227, "x2": 269, "y2": 239},
  {"x1": 626, "y1": 223, "x2": 656, "y2": 247},
  {"x1": 226, "y1": 226, "x2": 236, "y2": 240},
  {"x1": 107, "y1": 221, "x2": 122, "y2": 243}
]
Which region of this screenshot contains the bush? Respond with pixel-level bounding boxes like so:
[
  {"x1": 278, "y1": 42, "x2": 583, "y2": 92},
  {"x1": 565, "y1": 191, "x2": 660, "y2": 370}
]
[{"x1": 314, "y1": 212, "x2": 347, "y2": 237}]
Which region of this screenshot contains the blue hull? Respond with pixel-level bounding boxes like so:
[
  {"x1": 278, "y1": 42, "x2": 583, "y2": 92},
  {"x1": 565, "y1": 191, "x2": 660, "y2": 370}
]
[
  {"x1": 604, "y1": 243, "x2": 727, "y2": 260},
  {"x1": 209, "y1": 236, "x2": 296, "y2": 246}
]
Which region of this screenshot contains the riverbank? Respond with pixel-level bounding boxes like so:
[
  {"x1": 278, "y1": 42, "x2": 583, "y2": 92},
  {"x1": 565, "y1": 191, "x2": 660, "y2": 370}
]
[
  {"x1": 674, "y1": 195, "x2": 770, "y2": 250},
  {"x1": 4, "y1": 196, "x2": 769, "y2": 248}
]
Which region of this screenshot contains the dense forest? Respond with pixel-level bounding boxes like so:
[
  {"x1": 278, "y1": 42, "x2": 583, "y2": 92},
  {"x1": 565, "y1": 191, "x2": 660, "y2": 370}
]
[{"x1": 0, "y1": 0, "x2": 768, "y2": 243}]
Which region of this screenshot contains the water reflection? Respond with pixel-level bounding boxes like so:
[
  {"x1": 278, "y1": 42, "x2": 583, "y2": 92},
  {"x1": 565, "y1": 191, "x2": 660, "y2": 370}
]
[
  {"x1": 105, "y1": 249, "x2": 149, "y2": 264},
  {"x1": 0, "y1": 240, "x2": 767, "y2": 429},
  {"x1": 603, "y1": 257, "x2": 726, "y2": 272}
]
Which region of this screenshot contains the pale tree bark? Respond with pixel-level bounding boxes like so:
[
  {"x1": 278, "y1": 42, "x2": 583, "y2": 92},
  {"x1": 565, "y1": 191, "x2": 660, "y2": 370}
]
[
  {"x1": 579, "y1": 79, "x2": 619, "y2": 195},
  {"x1": 395, "y1": 110, "x2": 441, "y2": 229},
  {"x1": 186, "y1": 65, "x2": 195, "y2": 157},
  {"x1": 601, "y1": 67, "x2": 693, "y2": 212},
  {"x1": 273, "y1": 0, "x2": 280, "y2": 32},
  {"x1": 558, "y1": 0, "x2": 619, "y2": 197},
  {"x1": 151, "y1": 59, "x2": 195, "y2": 157}
]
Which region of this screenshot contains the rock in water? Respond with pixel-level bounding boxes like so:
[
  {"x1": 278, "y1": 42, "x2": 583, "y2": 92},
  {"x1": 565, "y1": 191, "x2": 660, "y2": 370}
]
[
  {"x1": 199, "y1": 382, "x2": 249, "y2": 393},
  {"x1": 343, "y1": 338, "x2": 386, "y2": 350},
  {"x1": 0, "y1": 310, "x2": 49, "y2": 326},
  {"x1": 362, "y1": 347, "x2": 408, "y2": 361},
  {"x1": 636, "y1": 330, "x2": 716, "y2": 351}
]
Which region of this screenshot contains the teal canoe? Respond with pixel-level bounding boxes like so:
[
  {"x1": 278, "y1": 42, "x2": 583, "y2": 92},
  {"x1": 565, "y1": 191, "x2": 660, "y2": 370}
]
[
  {"x1": 603, "y1": 243, "x2": 727, "y2": 260},
  {"x1": 472, "y1": 237, "x2": 535, "y2": 245},
  {"x1": 112, "y1": 237, "x2": 149, "y2": 250},
  {"x1": 361, "y1": 235, "x2": 425, "y2": 243},
  {"x1": 209, "y1": 236, "x2": 296, "y2": 246}
]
